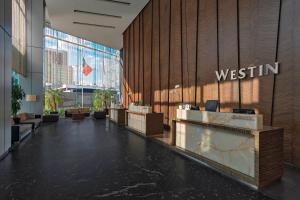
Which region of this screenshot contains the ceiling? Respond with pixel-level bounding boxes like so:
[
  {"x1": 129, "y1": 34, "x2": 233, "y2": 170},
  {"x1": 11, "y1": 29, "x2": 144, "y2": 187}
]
[{"x1": 45, "y1": 0, "x2": 149, "y2": 49}]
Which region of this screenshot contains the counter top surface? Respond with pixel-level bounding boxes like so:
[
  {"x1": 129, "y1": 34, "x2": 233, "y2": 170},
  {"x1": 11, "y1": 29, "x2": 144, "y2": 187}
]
[
  {"x1": 126, "y1": 110, "x2": 150, "y2": 115},
  {"x1": 176, "y1": 109, "x2": 264, "y2": 131},
  {"x1": 126, "y1": 110, "x2": 164, "y2": 114},
  {"x1": 175, "y1": 119, "x2": 283, "y2": 135},
  {"x1": 109, "y1": 107, "x2": 126, "y2": 110}
]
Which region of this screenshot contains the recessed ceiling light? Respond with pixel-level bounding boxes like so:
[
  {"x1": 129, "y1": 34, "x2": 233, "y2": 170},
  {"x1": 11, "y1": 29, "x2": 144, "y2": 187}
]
[
  {"x1": 74, "y1": 10, "x2": 122, "y2": 19},
  {"x1": 96, "y1": 0, "x2": 131, "y2": 6},
  {"x1": 73, "y1": 22, "x2": 116, "y2": 29}
]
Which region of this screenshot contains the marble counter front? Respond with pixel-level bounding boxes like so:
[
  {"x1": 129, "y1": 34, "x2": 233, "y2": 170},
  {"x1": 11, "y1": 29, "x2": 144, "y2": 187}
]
[
  {"x1": 174, "y1": 109, "x2": 283, "y2": 188},
  {"x1": 109, "y1": 108, "x2": 126, "y2": 125},
  {"x1": 176, "y1": 122, "x2": 255, "y2": 177}
]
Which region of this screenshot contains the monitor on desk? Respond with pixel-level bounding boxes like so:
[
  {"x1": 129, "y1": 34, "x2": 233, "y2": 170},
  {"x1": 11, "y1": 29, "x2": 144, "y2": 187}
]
[
  {"x1": 233, "y1": 108, "x2": 255, "y2": 114},
  {"x1": 205, "y1": 100, "x2": 219, "y2": 112}
]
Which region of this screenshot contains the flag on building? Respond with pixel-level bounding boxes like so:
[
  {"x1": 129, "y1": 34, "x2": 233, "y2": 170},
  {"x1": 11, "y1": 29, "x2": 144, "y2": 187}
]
[{"x1": 82, "y1": 57, "x2": 92, "y2": 76}]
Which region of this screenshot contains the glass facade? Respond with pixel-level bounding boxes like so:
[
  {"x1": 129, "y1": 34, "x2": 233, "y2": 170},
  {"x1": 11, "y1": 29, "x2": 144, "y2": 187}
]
[
  {"x1": 44, "y1": 27, "x2": 121, "y2": 109},
  {"x1": 12, "y1": 0, "x2": 26, "y2": 75},
  {"x1": 44, "y1": 27, "x2": 120, "y2": 90}
]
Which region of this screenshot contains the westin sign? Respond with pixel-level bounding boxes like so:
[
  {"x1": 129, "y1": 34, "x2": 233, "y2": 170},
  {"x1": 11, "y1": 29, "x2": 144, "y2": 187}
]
[{"x1": 215, "y1": 62, "x2": 279, "y2": 81}]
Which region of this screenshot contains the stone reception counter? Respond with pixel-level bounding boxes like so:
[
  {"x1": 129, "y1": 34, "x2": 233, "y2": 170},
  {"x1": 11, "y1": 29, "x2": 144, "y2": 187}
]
[
  {"x1": 109, "y1": 104, "x2": 126, "y2": 125},
  {"x1": 126, "y1": 105, "x2": 163, "y2": 136},
  {"x1": 174, "y1": 109, "x2": 283, "y2": 188}
]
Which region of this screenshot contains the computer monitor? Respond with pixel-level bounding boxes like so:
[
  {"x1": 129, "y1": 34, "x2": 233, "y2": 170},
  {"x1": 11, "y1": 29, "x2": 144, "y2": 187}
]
[
  {"x1": 205, "y1": 100, "x2": 219, "y2": 112},
  {"x1": 233, "y1": 108, "x2": 255, "y2": 114}
]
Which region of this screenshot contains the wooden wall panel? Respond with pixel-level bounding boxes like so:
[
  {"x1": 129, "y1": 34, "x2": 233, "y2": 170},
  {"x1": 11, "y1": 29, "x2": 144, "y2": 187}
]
[
  {"x1": 239, "y1": 0, "x2": 280, "y2": 126},
  {"x1": 196, "y1": 0, "x2": 219, "y2": 109},
  {"x1": 129, "y1": 25, "x2": 134, "y2": 104},
  {"x1": 273, "y1": 0, "x2": 294, "y2": 163},
  {"x1": 169, "y1": 0, "x2": 182, "y2": 124},
  {"x1": 182, "y1": 0, "x2": 198, "y2": 105},
  {"x1": 239, "y1": 0, "x2": 282, "y2": 154},
  {"x1": 218, "y1": 0, "x2": 239, "y2": 112},
  {"x1": 293, "y1": 0, "x2": 300, "y2": 166},
  {"x1": 239, "y1": 0, "x2": 259, "y2": 114},
  {"x1": 124, "y1": 30, "x2": 129, "y2": 108},
  {"x1": 134, "y1": 17, "x2": 140, "y2": 102},
  {"x1": 122, "y1": 31, "x2": 126, "y2": 108},
  {"x1": 139, "y1": 14, "x2": 144, "y2": 102},
  {"x1": 152, "y1": 0, "x2": 161, "y2": 113},
  {"x1": 143, "y1": 2, "x2": 153, "y2": 106},
  {"x1": 159, "y1": 0, "x2": 170, "y2": 125}
]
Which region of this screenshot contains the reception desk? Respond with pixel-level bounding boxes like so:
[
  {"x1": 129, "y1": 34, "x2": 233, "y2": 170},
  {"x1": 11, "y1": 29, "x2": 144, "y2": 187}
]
[
  {"x1": 126, "y1": 105, "x2": 163, "y2": 136},
  {"x1": 109, "y1": 107, "x2": 126, "y2": 125},
  {"x1": 174, "y1": 109, "x2": 283, "y2": 188}
]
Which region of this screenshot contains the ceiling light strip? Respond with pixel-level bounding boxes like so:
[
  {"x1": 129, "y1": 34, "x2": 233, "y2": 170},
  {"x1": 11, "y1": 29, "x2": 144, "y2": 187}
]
[
  {"x1": 96, "y1": 0, "x2": 131, "y2": 6},
  {"x1": 73, "y1": 22, "x2": 116, "y2": 29},
  {"x1": 74, "y1": 10, "x2": 122, "y2": 19}
]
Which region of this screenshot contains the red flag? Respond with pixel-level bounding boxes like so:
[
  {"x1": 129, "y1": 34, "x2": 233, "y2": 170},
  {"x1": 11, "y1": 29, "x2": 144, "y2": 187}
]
[{"x1": 82, "y1": 58, "x2": 92, "y2": 76}]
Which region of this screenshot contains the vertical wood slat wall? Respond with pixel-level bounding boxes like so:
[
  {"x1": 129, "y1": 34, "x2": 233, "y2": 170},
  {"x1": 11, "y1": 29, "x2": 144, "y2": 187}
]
[{"x1": 122, "y1": 0, "x2": 300, "y2": 167}]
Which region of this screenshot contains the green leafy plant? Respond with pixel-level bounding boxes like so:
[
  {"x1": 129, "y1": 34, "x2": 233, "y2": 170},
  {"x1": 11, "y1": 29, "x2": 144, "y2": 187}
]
[
  {"x1": 58, "y1": 108, "x2": 65, "y2": 117},
  {"x1": 11, "y1": 77, "x2": 25, "y2": 117},
  {"x1": 45, "y1": 89, "x2": 64, "y2": 112},
  {"x1": 93, "y1": 89, "x2": 117, "y2": 111},
  {"x1": 43, "y1": 109, "x2": 50, "y2": 115},
  {"x1": 103, "y1": 90, "x2": 116, "y2": 109},
  {"x1": 93, "y1": 90, "x2": 102, "y2": 111}
]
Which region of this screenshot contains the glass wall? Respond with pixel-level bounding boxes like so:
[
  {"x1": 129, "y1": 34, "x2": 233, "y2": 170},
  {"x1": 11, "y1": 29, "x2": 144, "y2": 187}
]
[
  {"x1": 12, "y1": 0, "x2": 26, "y2": 75},
  {"x1": 44, "y1": 27, "x2": 121, "y2": 110}
]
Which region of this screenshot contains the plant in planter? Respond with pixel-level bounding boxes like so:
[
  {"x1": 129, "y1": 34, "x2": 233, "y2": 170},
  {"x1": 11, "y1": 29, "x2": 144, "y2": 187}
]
[
  {"x1": 102, "y1": 90, "x2": 116, "y2": 114},
  {"x1": 11, "y1": 77, "x2": 25, "y2": 123},
  {"x1": 57, "y1": 108, "x2": 65, "y2": 117},
  {"x1": 45, "y1": 89, "x2": 63, "y2": 112},
  {"x1": 93, "y1": 90, "x2": 102, "y2": 112},
  {"x1": 93, "y1": 89, "x2": 116, "y2": 115},
  {"x1": 93, "y1": 90, "x2": 105, "y2": 119}
]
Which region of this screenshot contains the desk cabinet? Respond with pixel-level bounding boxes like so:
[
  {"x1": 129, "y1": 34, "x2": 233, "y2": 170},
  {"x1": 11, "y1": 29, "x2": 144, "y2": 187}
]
[
  {"x1": 127, "y1": 111, "x2": 163, "y2": 136},
  {"x1": 109, "y1": 108, "x2": 126, "y2": 125}
]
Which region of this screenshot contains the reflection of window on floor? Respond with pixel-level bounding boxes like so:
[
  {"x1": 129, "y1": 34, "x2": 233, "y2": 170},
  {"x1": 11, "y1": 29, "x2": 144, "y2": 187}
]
[{"x1": 43, "y1": 27, "x2": 121, "y2": 112}]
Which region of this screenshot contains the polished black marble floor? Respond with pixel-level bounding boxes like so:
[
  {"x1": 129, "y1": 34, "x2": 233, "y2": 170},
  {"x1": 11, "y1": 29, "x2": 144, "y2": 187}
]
[
  {"x1": 0, "y1": 118, "x2": 273, "y2": 200},
  {"x1": 262, "y1": 165, "x2": 300, "y2": 200}
]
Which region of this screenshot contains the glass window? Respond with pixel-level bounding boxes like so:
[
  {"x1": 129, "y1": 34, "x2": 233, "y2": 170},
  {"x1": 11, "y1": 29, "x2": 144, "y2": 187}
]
[
  {"x1": 43, "y1": 27, "x2": 121, "y2": 110},
  {"x1": 12, "y1": 0, "x2": 26, "y2": 75}
]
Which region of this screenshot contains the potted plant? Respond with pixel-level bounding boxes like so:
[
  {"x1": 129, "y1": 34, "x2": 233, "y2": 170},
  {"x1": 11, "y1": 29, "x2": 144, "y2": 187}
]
[
  {"x1": 45, "y1": 89, "x2": 63, "y2": 114},
  {"x1": 93, "y1": 90, "x2": 102, "y2": 112},
  {"x1": 11, "y1": 77, "x2": 25, "y2": 124},
  {"x1": 93, "y1": 89, "x2": 117, "y2": 119},
  {"x1": 102, "y1": 89, "x2": 116, "y2": 115},
  {"x1": 93, "y1": 90, "x2": 106, "y2": 119}
]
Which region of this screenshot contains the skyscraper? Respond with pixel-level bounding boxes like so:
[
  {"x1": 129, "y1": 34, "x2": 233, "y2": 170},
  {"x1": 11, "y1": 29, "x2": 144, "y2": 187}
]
[{"x1": 44, "y1": 49, "x2": 73, "y2": 87}]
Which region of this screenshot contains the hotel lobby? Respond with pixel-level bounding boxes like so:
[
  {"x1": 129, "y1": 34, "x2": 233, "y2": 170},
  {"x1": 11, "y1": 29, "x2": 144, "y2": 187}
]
[{"x1": 1, "y1": 0, "x2": 300, "y2": 199}]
